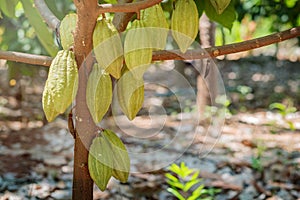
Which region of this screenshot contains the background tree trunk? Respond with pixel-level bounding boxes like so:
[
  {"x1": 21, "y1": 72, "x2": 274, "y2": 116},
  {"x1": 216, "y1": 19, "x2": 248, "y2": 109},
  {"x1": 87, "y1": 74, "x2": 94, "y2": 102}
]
[{"x1": 197, "y1": 14, "x2": 217, "y2": 121}]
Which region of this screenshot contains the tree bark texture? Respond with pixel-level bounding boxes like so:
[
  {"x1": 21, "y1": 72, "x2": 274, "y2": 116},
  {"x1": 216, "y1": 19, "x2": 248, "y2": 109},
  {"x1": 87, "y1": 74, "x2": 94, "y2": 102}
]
[
  {"x1": 197, "y1": 14, "x2": 217, "y2": 120},
  {"x1": 72, "y1": 0, "x2": 99, "y2": 199}
]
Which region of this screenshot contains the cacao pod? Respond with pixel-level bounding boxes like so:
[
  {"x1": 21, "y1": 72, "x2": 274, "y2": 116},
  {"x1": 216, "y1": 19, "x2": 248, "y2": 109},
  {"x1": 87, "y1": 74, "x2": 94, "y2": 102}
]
[
  {"x1": 42, "y1": 50, "x2": 78, "y2": 120},
  {"x1": 93, "y1": 19, "x2": 123, "y2": 79},
  {"x1": 117, "y1": 69, "x2": 144, "y2": 120},
  {"x1": 102, "y1": 129, "x2": 130, "y2": 183},
  {"x1": 86, "y1": 64, "x2": 112, "y2": 123},
  {"x1": 171, "y1": 0, "x2": 199, "y2": 53},
  {"x1": 210, "y1": 0, "x2": 231, "y2": 14},
  {"x1": 124, "y1": 19, "x2": 152, "y2": 79},
  {"x1": 142, "y1": 4, "x2": 169, "y2": 50},
  {"x1": 88, "y1": 135, "x2": 113, "y2": 191},
  {"x1": 42, "y1": 82, "x2": 60, "y2": 122},
  {"x1": 60, "y1": 14, "x2": 77, "y2": 50}
]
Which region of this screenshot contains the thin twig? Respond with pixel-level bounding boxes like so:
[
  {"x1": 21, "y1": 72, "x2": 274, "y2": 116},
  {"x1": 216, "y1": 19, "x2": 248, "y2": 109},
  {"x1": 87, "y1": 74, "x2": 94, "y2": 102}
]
[
  {"x1": 33, "y1": 0, "x2": 60, "y2": 31},
  {"x1": 152, "y1": 26, "x2": 300, "y2": 61},
  {"x1": 0, "y1": 50, "x2": 52, "y2": 66},
  {"x1": 97, "y1": 0, "x2": 162, "y2": 15},
  {"x1": 1, "y1": 27, "x2": 299, "y2": 66}
]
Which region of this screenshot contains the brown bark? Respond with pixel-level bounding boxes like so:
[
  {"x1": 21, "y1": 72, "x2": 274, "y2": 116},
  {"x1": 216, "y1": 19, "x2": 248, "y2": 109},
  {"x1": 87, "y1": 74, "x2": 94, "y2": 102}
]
[
  {"x1": 197, "y1": 14, "x2": 216, "y2": 120},
  {"x1": 72, "y1": 0, "x2": 99, "y2": 199},
  {"x1": 112, "y1": 0, "x2": 134, "y2": 32}
]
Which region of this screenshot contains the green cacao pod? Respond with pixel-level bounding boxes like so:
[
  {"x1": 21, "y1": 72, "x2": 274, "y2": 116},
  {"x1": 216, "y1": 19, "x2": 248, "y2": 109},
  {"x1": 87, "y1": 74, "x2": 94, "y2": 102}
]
[
  {"x1": 124, "y1": 19, "x2": 152, "y2": 79},
  {"x1": 60, "y1": 13, "x2": 77, "y2": 50},
  {"x1": 102, "y1": 129, "x2": 130, "y2": 183},
  {"x1": 86, "y1": 64, "x2": 112, "y2": 123},
  {"x1": 171, "y1": 0, "x2": 199, "y2": 53},
  {"x1": 42, "y1": 50, "x2": 78, "y2": 120},
  {"x1": 93, "y1": 19, "x2": 123, "y2": 79},
  {"x1": 142, "y1": 4, "x2": 169, "y2": 50},
  {"x1": 117, "y1": 69, "x2": 144, "y2": 120},
  {"x1": 42, "y1": 82, "x2": 60, "y2": 122},
  {"x1": 210, "y1": 0, "x2": 231, "y2": 14},
  {"x1": 88, "y1": 135, "x2": 113, "y2": 191}
]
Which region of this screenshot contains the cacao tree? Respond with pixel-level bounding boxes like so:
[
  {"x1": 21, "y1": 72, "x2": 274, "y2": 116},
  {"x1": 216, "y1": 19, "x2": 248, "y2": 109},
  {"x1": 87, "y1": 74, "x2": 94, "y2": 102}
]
[{"x1": 0, "y1": 0, "x2": 299, "y2": 199}]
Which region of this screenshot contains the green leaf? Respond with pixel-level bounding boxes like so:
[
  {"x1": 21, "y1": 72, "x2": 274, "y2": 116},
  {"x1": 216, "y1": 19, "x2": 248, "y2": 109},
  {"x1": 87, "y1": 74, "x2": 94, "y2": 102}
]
[
  {"x1": 269, "y1": 102, "x2": 286, "y2": 111},
  {"x1": 20, "y1": 0, "x2": 58, "y2": 56},
  {"x1": 168, "y1": 163, "x2": 181, "y2": 175},
  {"x1": 190, "y1": 171, "x2": 200, "y2": 181},
  {"x1": 287, "y1": 121, "x2": 296, "y2": 131},
  {"x1": 0, "y1": 0, "x2": 18, "y2": 18},
  {"x1": 167, "y1": 188, "x2": 185, "y2": 200},
  {"x1": 204, "y1": 0, "x2": 236, "y2": 30},
  {"x1": 210, "y1": 0, "x2": 231, "y2": 14},
  {"x1": 194, "y1": 0, "x2": 204, "y2": 18},
  {"x1": 286, "y1": 107, "x2": 297, "y2": 114},
  {"x1": 165, "y1": 173, "x2": 179, "y2": 182},
  {"x1": 166, "y1": 180, "x2": 184, "y2": 190},
  {"x1": 183, "y1": 179, "x2": 201, "y2": 192},
  {"x1": 0, "y1": 11, "x2": 2, "y2": 18},
  {"x1": 187, "y1": 184, "x2": 205, "y2": 200}
]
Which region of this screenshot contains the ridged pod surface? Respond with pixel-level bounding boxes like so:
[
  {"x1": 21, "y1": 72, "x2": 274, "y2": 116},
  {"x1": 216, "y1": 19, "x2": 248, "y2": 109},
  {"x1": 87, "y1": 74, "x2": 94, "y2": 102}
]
[
  {"x1": 124, "y1": 20, "x2": 152, "y2": 79},
  {"x1": 171, "y1": 0, "x2": 199, "y2": 53},
  {"x1": 86, "y1": 64, "x2": 112, "y2": 123},
  {"x1": 60, "y1": 14, "x2": 77, "y2": 50},
  {"x1": 88, "y1": 135, "x2": 113, "y2": 191},
  {"x1": 102, "y1": 129, "x2": 130, "y2": 183},
  {"x1": 93, "y1": 19, "x2": 123, "y2": 79},
  {"x1": 42, "y1": 50, "x2": 78, "y2": 121},
  {"x1": 142, "y1": 4, "x2": 169, "y2": 50},
  {"x1": 117, "y1": 69, "x2": 144, "y2": 120},
  {"x1": 210, "y1": 0, "x2": 231, "y2": 14},
  {"x1": 42, "y1": 83, "x2": 60, "y2": 122}
]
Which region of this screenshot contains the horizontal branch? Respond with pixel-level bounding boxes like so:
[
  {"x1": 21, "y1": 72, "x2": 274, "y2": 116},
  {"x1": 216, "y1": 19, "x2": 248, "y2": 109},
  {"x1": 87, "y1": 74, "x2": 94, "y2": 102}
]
[
  {"x1": 0, "y1": 26, "x2": 299, "y2": 67},
  {"x1": 153, "y1": 26, "x2": 300, "y2": 61},
  {"x1": 97, "y1": 0, "x2": 162, "y2": 15},
  {"x1": 0, "y1": 50, "x2": 52, "y2": 66},
  {"x1": 33, "y1": 0, "x2": 60, "y2": 31}
]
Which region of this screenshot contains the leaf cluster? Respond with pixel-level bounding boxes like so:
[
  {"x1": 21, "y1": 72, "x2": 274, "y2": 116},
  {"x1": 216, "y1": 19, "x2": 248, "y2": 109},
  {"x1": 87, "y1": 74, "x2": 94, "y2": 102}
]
[{"x1": 165, "y1": 162, "x2": 220, "y2": 200}]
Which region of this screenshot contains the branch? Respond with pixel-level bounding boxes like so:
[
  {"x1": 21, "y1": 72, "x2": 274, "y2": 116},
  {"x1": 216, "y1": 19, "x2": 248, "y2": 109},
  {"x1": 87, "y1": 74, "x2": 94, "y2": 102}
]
[
  {"x1": 112, "y1": 0, "x2": 135, "y2": 32},
  {"x1": 97, "y1": 0, "x2": 162, "y2": 15},
  {"x1": 1, "y1": 27, "x2": 299, "y2": 66},
  {"x1": 33, "y1": 0, "x2": 60, "y2": 31},
  {"x1": 152, "y1": 26, "x2": 300, "y2": 61},
  {"x1": 0, "y1": 50, "x2": 52, "y2": 67}
]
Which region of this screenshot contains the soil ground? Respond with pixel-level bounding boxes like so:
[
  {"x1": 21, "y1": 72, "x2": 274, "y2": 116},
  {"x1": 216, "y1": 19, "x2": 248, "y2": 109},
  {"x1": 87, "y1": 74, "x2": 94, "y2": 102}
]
[{"x1": 0, "y1": 56, "x2": 299, "y2": 200}]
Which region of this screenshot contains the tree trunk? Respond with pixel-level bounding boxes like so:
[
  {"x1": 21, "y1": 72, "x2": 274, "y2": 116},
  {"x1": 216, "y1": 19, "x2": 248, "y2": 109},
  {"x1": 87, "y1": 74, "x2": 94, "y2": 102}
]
[
  {"x1": 197, "y1": 14, "x2": 217, "y2": 120},
  {"x1": 72, "y1": 1, "x2": 99, "y2": 199}
]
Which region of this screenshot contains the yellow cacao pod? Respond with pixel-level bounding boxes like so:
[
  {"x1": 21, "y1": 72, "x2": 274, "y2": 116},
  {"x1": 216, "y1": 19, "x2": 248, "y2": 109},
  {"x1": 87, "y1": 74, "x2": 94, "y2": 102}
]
[
  {"x1": 88, "y1": 135, "x2": 113, "y2": 191},
  {"x1": 210, "y1": 0, "x2": 231, "y2": 14},
  {"x1": 93, "y1": 19, "x2": 123, "y2": 79},
  {"x1": 60, "y1": 14, "x2": 77, "y2": 50},
  {"x1": 142, "y1": 4, "x2": 169, "y2": 50},
  {"x1": 117, "y1": 69, "x2": 144, "y2": 120},
  {"x1": 124, "y1": 19, "x2": 152, "y2": 79},
  {"x1": 102, "y1": 129, "x2": 130, "y2": 183},
  {"x1": 86, "y1": 64, "x2": 112, "y2": 123},
  {"x1": 42, "y1": 50, "x2": 78, "y2": 121},
  {"x1": 171, "y1": 0, "x2": 199, "y2": 53},
  {"x1": 42, "y1": 82, "x2": 60, "y2": 122}
]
